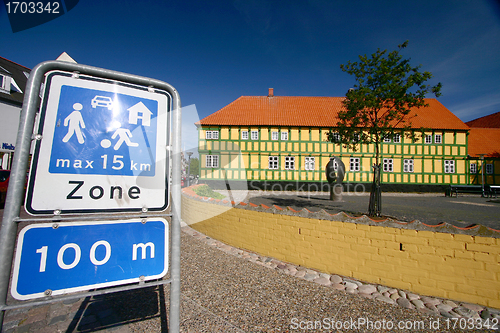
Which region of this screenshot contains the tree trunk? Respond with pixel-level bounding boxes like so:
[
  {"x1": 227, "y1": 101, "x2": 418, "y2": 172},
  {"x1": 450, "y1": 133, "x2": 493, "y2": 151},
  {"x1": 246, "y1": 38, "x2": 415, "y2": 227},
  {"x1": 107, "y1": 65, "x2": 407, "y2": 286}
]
[{"x1": 368, "y1": 163, "x2": 381, "y2": 217}]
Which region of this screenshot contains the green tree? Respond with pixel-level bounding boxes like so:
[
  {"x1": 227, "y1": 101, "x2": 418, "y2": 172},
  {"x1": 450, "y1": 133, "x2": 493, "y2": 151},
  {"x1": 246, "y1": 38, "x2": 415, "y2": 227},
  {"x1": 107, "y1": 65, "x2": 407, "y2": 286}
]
[
  {"x1": 328, "y1": 41, "x2": 442, "y2": 216},
  {"x1": 189, "y1": 157, "x2": 199, "y2": 176}
]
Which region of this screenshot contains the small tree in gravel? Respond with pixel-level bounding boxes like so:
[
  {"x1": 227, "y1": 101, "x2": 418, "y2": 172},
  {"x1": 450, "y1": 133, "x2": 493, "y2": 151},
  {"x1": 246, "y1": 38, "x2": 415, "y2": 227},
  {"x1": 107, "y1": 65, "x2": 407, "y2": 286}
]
[{"x1": 328, "y1": 41, "x2": 442, "y2": 217}]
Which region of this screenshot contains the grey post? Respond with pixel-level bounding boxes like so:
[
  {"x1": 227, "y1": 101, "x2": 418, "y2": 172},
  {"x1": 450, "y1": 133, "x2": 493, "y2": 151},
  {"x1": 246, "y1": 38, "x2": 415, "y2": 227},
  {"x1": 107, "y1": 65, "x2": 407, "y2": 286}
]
[{"x1": 0, "y1": 61, "x2": 181, "y2": 332}]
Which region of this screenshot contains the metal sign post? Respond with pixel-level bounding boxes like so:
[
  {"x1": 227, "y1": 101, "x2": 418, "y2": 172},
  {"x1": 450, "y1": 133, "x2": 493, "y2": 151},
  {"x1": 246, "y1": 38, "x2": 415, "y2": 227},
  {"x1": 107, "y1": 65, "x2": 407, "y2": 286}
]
[{"x1": 0, "y1": 61, "x2": 181, "y2": 332}]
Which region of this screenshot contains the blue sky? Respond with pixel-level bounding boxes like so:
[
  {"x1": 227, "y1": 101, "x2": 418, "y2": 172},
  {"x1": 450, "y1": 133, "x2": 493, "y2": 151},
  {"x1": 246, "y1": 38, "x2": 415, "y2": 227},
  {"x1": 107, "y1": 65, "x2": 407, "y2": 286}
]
[{"x1": 1, "y1": 0, "x2": 500, "y2": 153}]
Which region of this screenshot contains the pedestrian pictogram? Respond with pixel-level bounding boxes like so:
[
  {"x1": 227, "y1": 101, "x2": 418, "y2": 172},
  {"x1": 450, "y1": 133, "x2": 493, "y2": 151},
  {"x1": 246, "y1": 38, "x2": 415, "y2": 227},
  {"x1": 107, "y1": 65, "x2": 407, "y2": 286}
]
[{"x1": 26, "y1": 72, "x2": 171, "y2": 214}]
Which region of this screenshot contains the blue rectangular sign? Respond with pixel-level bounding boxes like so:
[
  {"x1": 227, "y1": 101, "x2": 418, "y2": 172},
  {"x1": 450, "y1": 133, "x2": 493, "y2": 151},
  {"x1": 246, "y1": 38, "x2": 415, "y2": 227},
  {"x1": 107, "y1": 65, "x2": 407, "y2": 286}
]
[{"x1": 11, "y1": 218, "x2": 168, "y2": 300}]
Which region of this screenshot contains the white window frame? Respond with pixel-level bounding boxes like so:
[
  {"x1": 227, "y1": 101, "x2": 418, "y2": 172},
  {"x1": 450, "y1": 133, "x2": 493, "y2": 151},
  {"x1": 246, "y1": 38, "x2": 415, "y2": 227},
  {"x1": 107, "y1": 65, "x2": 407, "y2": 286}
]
[
  {"x1": 0, "y1": 74, "x2": 11, "y2": 92},
  {"x1": 206, "y1": 155, "x2": 219, "y2": 168},
  {"x1": 403, "y1": 159, "x2": 414, "y2": 173},
  {"x1": 304, "y1": 157, "x2": 315, "y2": 171},
  {"x1": 268, "y1": 156, "x2": 279, "y2": 170},
  {"x1": 251, "y1": 130, "x2": 259, "y2": 140},
  {"x1": 241, "y1": 130, "x2": 248, "y2": 140},
  {"x1": 434, "y1": 134, "x2": 442, "y2": 144},
  {"x1": 285, "y1": 156, "x2": 295, "y2": 170},
  {"x1": 393, "y1": 134, "x2": 401, "y2": 143},
  {"x1": 331, "y1": 132, "x2": 341, "y2": 143},
  {"x1": 425, "y1": 135, "x2": 432, "y2": 144},
  {"x1": 444, "y1": 160, "x2": 455, "y2": 173},
  {"x1": 383, "y1": 136, "x2": 391, "y2": 143},
  {"x1": 205, "y1": 130, "x2": 219, "y2": 140},
  {"x1": 281, "y1": 131, "x2": 288, "y2": 141},
  {"x1": 383, "y1": 158, "x2": 393, "y2": 172},
  {"x1": 271, "y1": 131, "x2": 279, "y2": 140},
  {"x1": 486, "y1": 164, "x2": 494, "y2": 174},
  {"x1": 349, "y1": 158, "x2": 360, "y2": 171},
  {"x1": 470, "y1": 163, "x2": 477, "y2": 174}
]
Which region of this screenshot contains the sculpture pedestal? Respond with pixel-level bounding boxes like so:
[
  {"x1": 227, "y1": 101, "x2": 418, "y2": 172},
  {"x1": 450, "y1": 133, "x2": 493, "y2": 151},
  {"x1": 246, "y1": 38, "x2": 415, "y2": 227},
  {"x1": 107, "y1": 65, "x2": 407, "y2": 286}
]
[{"x1": 329, "y1": 183, "x2": 343, "y2": 202}]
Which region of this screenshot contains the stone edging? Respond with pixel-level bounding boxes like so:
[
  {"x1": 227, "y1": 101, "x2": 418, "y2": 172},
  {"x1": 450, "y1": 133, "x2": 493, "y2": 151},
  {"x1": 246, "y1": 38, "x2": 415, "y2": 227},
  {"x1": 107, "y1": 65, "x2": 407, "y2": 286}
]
[
  {"x1": 183, "y1": 185, "x2": 500, "y2": 238},
  {"x1": 182, "y1": 224, "x2": 500, "y2": 321}
]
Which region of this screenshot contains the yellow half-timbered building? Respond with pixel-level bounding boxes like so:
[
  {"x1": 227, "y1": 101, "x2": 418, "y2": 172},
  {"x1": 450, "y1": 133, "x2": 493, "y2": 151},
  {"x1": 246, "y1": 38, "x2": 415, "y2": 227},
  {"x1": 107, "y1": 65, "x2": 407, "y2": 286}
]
[{"x1": 197, "y1": 89, "x2": 492, "y2": 190}]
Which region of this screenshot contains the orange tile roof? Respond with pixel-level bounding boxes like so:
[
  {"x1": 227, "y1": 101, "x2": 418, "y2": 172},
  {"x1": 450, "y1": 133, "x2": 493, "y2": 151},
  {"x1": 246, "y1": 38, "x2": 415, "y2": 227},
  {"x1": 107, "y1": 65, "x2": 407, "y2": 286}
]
[
  {"x1": 198, "y1": 96, "x2": 469, "y2": 130},
  {"x1": 466, "y1": 111, "x2": 500, "y2": 128},
  {"x1": 467, "y1": 128, "x2": 500, "y2": 157}
]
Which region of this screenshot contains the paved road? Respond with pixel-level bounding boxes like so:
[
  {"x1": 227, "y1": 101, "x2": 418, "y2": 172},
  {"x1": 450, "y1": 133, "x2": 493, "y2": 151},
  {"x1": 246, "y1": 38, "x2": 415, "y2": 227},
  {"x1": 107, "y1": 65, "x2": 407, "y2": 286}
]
[{"x1": 245, "y1": 192, "x2": 500, "y2": 230}]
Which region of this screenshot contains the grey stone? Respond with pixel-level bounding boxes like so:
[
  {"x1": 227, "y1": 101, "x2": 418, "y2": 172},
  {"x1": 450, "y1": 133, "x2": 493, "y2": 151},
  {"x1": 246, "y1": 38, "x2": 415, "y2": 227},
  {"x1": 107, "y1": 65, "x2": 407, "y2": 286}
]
[
  {"x1": 454, "y1": 306, "x2": 476, "y2": 318},
  {"x1": 377, "y1": 286, "x2": 389, "y2": 293},
  {"x1": 397, "y1": 297, "x2": 414, "y2": 309},
  {"x1": 344, "y1": 279, "x2": 362, "y2": 287},
  {"x1": 388, "y1": 288, "x2": 398, "y2": 294},
  {"x1": 382, "y1": 291, "x2": 390, "y2": 298},
  {"x1": 314, "y1": 277, "x2": 331, "y2": 286},
  {"x1": 344, "y1": 282, "x2": 358, "y2": 290},
  {"x1": 442, "y1": 300, "x2": 458, "y2": 308},
  {"x1": 304, "y1": 273, "x2": 318, "y2": 281},
  {"x1": 357, "y1": 284, "x2": 377, "y2": 294},
  {"x1": 436, "y1": 304, "x2": 454, "y2": 313},
  {"x1": 398, "y1": 290, "x2": 407, "y2": 298},
  {"x1": 421, "y1": 296, "x2": 441, "y2": 306},
  {"x1": 319, "y1": 273, "x2": 331, "y2": 279},
  {"x1": 376, "y1": 296, "x2": 396, "y2": 304},
  {"x1": 407, "y1": 293, "x2": 420, "y2": 301},
  {"x1": 440, "y1": 310, "x2": 455, "y2": 318},
  {"x1": 346, "y1": 288, "x2": 358, "y2": 294},
  {"x1": 461, "y1": 303, "x2": 484, "y2": 312},
  {"x1": 480, "y1": 309, "x2": 492, "y2": 320},
  {"x1": 333, "y1": 284, "x2": 345, "y2": 291},
  {"x1": 359, "y1": 293, "x2": 375, "y2": 299},
  {"x1": 390, "y1": 293, "x2": 400, "y2": 300},
  {"x1": 330, "y1": 275, "x2": 343, "y2": 284},
  {"x1": 411, "y1": 299, "x2": 425, "y2": 309},
  {"x1": 295, "y1": 271, "x2": 306, "y2": 278}
]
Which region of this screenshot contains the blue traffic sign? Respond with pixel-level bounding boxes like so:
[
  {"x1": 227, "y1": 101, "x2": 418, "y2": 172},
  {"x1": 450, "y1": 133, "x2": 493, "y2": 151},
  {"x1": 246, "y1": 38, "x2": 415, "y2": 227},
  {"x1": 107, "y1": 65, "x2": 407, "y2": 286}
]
[
  {"x1": 49, "y1": 85, "x2": 158, "y2": 177},
  {"x1": 11, "y1": 218, "x2": 168, "y2": 300}
]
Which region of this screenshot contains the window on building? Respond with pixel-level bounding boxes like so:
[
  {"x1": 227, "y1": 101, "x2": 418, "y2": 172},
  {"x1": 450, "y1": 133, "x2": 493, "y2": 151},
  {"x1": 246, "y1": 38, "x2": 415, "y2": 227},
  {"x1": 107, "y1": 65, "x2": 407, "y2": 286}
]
[
  {"x1": 394, "y1": 134, "x2": 401, "y2": 143},
  {"x1": 205, "y1": 131, "x2": 219, "y2": 140},
  {"x1": 444, "y1": 160, "x2": 455, "y2": 173},
  {"x1": 486, "y1": 164, "x2": 494, "y2": 174},
  {"x1": 353, "y1": 133, "x2": 360, "y2": 143},
  {"x1": 435, "y1": 134, "x2": 442, "y2": 144},
  {"x1": 251, "y1": 130, "x2": 258, "y2": 140},
  {"x1": 424, "y1": 135, "x2": 432, "y2": 144},
  {"x1": 383, "y1": 158, "x2": 393, "y2": 172},
  {"x1": 241, "y1": 131, "x2": 248, "y2": 140},
  {"x1": 304, "y1": 157, "x2": 315, "y2": 171},
  {"x1": 470, "y1": 163, "x2": 477, "y2": 174},
  {"x1": 271, "y1": 131, "x2": 279, "y2": 140},
  {"x1": 383, "y1": 136, "x2": 391, "y2": 143},
  {"x1": 350, "y1": 158, "x2": 360, "y2": 171},
  {"x1": 268, "y1": 156, "x2": 279, "y2": 169},
  {"x1": 403, "y1": 159, "x2": 414, "y2": 173},
  {"x1": 281, "y1": 131, "x2": 288, "y2": 141},
  {"x1": 331, "y1": 132, "x2": 341, "y2": 143},
  {"x1": 206, "y1": 155, "x2": 219, "y2": 168},
  {"x1": 0, "y1": 74, "x2": 10, "y2": 92},
  {"x1": 285, "y1": 156, "x2": 295, "y2": 170}
]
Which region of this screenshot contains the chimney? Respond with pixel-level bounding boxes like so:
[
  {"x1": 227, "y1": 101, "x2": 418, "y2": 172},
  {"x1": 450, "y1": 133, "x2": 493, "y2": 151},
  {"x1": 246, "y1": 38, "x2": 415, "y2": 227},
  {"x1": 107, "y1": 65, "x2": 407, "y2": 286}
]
[{"x1": 268, "y1": 88, "x2": 274, "y2": 97}]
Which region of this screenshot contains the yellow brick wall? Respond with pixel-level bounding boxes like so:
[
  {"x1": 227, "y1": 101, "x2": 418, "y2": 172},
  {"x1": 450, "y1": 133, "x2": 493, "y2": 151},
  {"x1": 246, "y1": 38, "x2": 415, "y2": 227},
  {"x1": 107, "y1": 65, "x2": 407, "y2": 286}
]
[{"x1": 182, "y1": 194, "x2": 500, "y2": 308}]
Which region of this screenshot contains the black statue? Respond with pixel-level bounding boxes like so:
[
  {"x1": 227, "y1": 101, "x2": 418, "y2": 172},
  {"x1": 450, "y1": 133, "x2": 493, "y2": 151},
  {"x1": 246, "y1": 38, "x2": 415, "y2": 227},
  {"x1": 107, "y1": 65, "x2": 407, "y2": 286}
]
[{"x1": 325, "y1": 156, "x2": 345, "y2": 201}]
